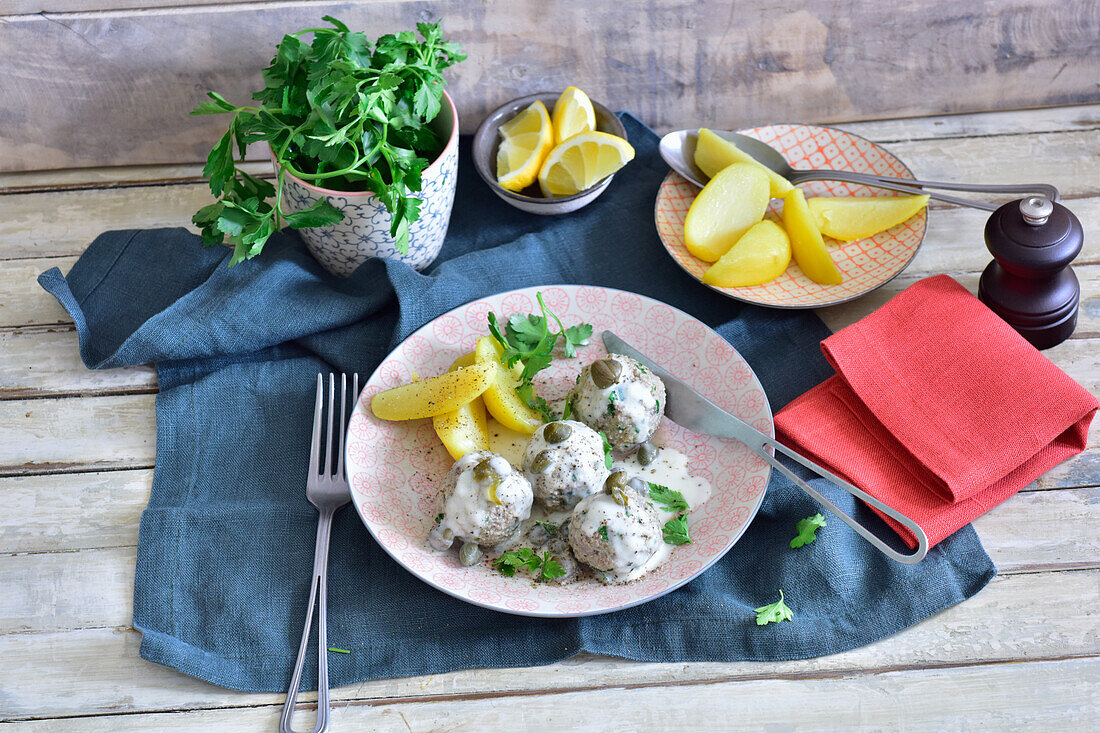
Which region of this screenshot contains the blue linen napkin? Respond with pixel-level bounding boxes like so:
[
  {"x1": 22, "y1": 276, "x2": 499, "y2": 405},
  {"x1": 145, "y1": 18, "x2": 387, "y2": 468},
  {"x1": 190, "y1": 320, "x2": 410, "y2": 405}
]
[{"x1": 39, "y1": 114, "x2": 995, "y2": 692}]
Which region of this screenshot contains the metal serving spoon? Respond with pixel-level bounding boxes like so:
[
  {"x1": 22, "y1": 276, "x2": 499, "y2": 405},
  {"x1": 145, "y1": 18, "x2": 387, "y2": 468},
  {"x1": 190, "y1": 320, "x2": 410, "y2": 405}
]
[{"x1": 659, "y1": 129, "x2": 1060, "y2": 212}]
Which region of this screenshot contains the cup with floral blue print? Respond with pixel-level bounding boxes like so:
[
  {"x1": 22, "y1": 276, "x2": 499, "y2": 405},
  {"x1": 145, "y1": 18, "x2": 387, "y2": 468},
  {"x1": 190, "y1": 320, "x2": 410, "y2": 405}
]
[{"x1": 278, "y1": 91, "x2": 459, "y2": 277}]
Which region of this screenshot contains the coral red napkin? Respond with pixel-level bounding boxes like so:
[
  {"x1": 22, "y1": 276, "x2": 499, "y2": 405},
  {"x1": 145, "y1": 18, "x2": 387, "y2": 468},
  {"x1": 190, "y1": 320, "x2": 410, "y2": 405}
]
[{"x1": 776, "y1": 275, "x2": 1097, "y2": 549}]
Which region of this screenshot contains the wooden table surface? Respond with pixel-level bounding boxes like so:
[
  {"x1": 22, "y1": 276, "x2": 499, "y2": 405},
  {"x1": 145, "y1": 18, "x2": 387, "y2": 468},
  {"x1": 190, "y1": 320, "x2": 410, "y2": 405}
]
[{"x1": 2, "y1": 104, "x2": 1098, "y2": 730}]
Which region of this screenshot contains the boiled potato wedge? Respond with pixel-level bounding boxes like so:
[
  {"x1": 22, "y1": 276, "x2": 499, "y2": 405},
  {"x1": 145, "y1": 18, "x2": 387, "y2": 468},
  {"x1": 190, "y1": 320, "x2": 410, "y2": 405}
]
[
  {"x1": 371, "y1": 361, "x2": 494, "y2": 420},
  {"x1": 475, "y1": 335, "x2": 543, "y2": 434},
  {"x1": 702, "y1": 220, "x2": 790, "y2": 287},
  {"x1": 432, "y1": 352, "x2": 490, "y2": 460},
  {"x1": 683, "y1": 163, "x2": 771, "y2": 263},
  {"x1": 782, "y1": 189, "x2": 843, "y2": 286},
  {"x1": 695, "y1": 128, "x2": 794, "y2": 198},
  {"x1": 807, "y1": 195, "x2": 930, "y2": 241}
]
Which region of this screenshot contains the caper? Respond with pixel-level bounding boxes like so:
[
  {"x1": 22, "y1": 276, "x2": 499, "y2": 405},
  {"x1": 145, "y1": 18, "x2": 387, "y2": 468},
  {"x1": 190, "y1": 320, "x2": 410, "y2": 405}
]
[
  {"x1": 637, "y1": 442, "x2": 660, "y2": 466},
  {"x1": 530, "y1": 449, "x2": 554, "y2": 474},
  {"x1": 472, "y1": 458, "x2": 499, "y2": 483},
  {"x1": 627, "y1": 477, "x2": 649, "y2": 495},
  {"x1": 442, "y1": 527, "x2": 454, "y2": 541},
  {"x1": 590, "y1": 358, "x2": 623, "y2": 389},
  {"x1": 543, "y1": 421, "x2": 573, "y2": 444},
  {"x1": 604, "y1": 470, "x2": 629, "y2": 492},
  {"x1": 458, "y1": 541, "x2": 482, "y2": 566},
  {"x1": 611, "y1": 486, "x2": 629, "y2": 507}
]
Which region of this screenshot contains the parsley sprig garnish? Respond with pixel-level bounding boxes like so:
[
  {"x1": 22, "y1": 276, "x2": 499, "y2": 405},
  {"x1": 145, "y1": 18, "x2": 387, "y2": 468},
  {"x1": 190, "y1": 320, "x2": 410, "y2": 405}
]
[
  {"x1": 493, "y1": 548, "x2": 566, "y2": 582},
  {"x1": 648, "y1": 483, "x2": 689, "y2": 514},
  {"x1": 192, "y1": 17, "x2": 465, "y2": 264},
  {"x1": 599, "y1": 431, "x2": 614, "y2": 470},
  {"x1": 662, "y1": 515, "x2": 691, "y2": 545},
  {"x1": 790, "y1": 513, "x2": 827, "y2": 548},
  {"x1": 487, "y1": 292, "x2": 593, "y2": 421},
  {"x1": 754, "y1": 590, "x2": 794, "y2": 625},
  {"x1": 646, "y1": 483, "x2": 692, "y2": 545}
]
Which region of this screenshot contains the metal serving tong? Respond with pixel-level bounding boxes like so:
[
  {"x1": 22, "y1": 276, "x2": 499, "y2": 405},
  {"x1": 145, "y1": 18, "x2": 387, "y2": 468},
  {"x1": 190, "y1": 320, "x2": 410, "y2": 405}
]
[
  {"x1": 658, "y1": 129, "x2": 1060, "y2": 212},
  {"x1": 602, "y1": 332, "x2": 928, "y2": 564}
]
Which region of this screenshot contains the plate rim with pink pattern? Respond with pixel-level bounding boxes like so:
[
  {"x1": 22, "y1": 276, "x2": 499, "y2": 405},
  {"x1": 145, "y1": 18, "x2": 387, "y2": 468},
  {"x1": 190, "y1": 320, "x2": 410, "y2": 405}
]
[
  {"x1": 346, "y1": 285, "x2": 773, "y2": 617},
  {"x1": 655, "y1": 123, "x2": 929, "y2": 309}
]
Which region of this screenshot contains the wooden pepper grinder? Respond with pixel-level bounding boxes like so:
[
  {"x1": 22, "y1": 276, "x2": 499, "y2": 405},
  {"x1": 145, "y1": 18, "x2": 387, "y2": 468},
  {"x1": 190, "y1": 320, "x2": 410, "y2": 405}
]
[{"x1": 979, "y1": 196, "x2": 1083, "y2": 350}]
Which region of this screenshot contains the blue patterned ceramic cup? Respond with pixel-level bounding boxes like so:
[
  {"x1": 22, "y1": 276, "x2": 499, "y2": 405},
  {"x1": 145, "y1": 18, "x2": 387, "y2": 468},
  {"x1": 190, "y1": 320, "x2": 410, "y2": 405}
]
[{"x1": 278, "y1": 91, "x2": 459, "y2": 277}]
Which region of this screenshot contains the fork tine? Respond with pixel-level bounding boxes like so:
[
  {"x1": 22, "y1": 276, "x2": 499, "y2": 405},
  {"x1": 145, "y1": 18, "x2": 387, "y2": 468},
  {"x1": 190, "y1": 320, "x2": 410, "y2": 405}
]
[
  {"x1": 336, "y1": 373, "x2": 348, "y2": 478},
  {"x1": 323, "y1": 373, "x2": 335, "y2": 476},
  {"x1": 308, "y1": 373, "x2": 323, "y2": 478}
]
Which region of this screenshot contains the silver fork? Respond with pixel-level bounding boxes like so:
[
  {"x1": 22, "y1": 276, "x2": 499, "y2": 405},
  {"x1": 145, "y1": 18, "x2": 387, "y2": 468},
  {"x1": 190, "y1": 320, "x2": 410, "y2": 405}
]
[{"x1": 280, "y1": 372, "x2": 358, "y2": 733}]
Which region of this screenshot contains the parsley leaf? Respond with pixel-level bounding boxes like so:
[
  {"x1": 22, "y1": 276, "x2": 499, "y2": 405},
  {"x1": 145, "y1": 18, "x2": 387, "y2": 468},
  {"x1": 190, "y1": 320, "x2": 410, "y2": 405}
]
[
  {"x1": 493, "y1": 547, "x2": 565, "y2": 582},
  {"x1": 754, "y1": 590, "x2": 794, "y2": 625},
  {"x1": 790, "y1": 513, "x2": 827, "y2": 548},
  {"x1": 599, "y1": 430, "x2": 613, "y2": 470},
  {"x1": 193, "y1": 18, "x2": 465, "y2": 264},
  {"x1": 540, "y1": 553, "x2": 566, "y2": 581},
  {"x1": 492, "y1": 548, "x2": 541, "y2": 577},
  {"x1": 598, "y1": 524, "x2": 609, "y2": 541},
  {"x1": 662, "y1": 515, "x2": 691, "y2": 545},
  {"x1": 648, "y1": 483, "x2": 689, "y2": 514}
]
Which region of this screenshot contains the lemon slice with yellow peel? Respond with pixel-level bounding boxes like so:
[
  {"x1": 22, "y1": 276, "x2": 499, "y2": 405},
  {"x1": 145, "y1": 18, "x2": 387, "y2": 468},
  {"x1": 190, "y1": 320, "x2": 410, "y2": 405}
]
[
  {"x1": 496, "y1": 100, "x2": 554, "y2": 192},
  {"x1": 551, "y1": 86, "x2": 596, "y2": 144},
  {"x1": 537, "y1": 132, "x2": 635, "y2": 197}
]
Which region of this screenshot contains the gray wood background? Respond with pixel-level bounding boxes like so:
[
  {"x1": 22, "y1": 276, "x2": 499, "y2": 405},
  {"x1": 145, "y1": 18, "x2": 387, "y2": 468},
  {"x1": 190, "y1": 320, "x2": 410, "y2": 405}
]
[{"x1": 3, "y1": 0, "x2": 1099, "y2": 172}]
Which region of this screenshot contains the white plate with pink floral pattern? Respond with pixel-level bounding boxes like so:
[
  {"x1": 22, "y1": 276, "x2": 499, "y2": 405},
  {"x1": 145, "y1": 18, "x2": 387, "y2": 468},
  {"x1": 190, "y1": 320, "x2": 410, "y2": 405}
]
[{"x1": 346, "y1": 285, "x2": 773, "y2": 617}]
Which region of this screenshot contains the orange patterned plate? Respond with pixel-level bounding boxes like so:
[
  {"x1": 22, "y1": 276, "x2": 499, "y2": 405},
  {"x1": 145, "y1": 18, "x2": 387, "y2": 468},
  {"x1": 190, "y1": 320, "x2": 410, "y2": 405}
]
[{"x1": 654, "y1": 124, "x2": 928, "y2": 309}]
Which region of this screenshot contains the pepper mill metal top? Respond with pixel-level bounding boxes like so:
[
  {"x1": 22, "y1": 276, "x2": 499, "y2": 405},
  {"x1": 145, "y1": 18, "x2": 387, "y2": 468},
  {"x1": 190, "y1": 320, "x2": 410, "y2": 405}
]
[
  {"x1": 979, "y1": 196, "x2": 1083, "y2": 350},
  {"x1": 1019, "y1": 196, "x2": 1054, "y2": 226}
]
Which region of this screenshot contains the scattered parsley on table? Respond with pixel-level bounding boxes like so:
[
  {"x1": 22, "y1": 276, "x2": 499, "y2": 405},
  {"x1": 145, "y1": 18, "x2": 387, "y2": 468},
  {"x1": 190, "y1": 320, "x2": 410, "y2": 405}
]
[
  {"x1": 790, "y1": 513, "x2": 827, "y2": 548},
  {"x1": 754, "y1": 590, "x2": 794, "y2": 626}
]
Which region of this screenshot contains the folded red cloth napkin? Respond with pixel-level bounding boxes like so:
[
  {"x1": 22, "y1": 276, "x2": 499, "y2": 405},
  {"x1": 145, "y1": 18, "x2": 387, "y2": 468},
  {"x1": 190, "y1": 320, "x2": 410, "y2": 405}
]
[{"x1": 775, "y1": 274, "x2": 1097, "y2": 549}]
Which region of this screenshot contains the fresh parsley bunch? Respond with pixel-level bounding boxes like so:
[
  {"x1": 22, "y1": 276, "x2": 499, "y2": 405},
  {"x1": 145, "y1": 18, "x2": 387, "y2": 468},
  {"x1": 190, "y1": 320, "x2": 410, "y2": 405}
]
[{"x1": 192, "y1": 17, "x2": 465, "y2": 265}]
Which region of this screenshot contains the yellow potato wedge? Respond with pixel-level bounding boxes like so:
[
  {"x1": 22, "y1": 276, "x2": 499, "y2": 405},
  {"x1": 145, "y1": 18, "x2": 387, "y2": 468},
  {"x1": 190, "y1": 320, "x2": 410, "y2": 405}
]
[
  {"x1": 683, "y1": 163, "x2": 771, "y2": 263},
  {"x1": 371, "y1": 362, "x2": 494, "y2": 421},
  {"x1": 702, "y1": 220, "x2": 791, "y2": 287},
  {"x1": 782, "y1": 189, "x2": 843, "y2": 286},
  {"x1": 474, "y1": 335, "x2": 543, "y2": 434},
  {"x1": 807, "y1": 195, "x2": 930, "y2": 241},
  {"x1": 432, "y1": 352, "x2": 490, "y2": 460},
  {"x1": 695, "y1": 128, "x2": 794, "y2": 198}
]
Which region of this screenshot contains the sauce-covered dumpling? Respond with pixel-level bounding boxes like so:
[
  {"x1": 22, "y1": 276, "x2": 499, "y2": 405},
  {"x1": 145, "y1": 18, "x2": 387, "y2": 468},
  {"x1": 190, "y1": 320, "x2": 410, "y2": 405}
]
[
  {"x1": 569, "y1": 474, "x2": 663, "y2": 584},
  {"x1": 431, "y1": 450, "x2": 533, "y2": 549},
  {"x1": 521, "y1": 420, "x2": 610, "y2": 510},
  {"x1": 568, "y1": 354, "x2": 666, "y2": 451}
]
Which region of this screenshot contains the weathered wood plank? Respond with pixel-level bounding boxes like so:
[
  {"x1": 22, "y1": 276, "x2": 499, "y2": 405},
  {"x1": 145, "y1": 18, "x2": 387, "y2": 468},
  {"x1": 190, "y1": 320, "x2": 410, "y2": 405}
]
[
  {"x1": 7, "y1": 655, "x2": 1097, "y2": 730},
  {"x1": 0, "y1": 337, "x2": 1095, "y2": 483},
  {"x1": 0, "y1": 258, "x2": 75, "y2": 328},
  {"x1": 839, "y1": 103, "x2": 1100, "y2": 142},
  {"x1": 3, "y1": 1, "x2": 1099, "y2": 171},
  {"x1": 3, "y1": 483, "x2": 1095, "y2": 638},
  {"x1": 0, "y1": 469, "x2": 149, "y2": 555},
  {"x1": 817, "y1": 264, "x2": 1100, "y2": 338},
  {"x1": 0, "y1": 394, "x2": 156, "y2": 476},
  {"x1": 1, "y1": 164, "x2": 1096, "y2": 267},
  {"x1": 0, "y1": 326, "x2": 156, "y2": 399},
  {"x1": 2, "y1": 104, "x2": 1096, "y2": 193},
  {"x1": 0, "y1": 569, "x2": 1095, "y2": 719}
]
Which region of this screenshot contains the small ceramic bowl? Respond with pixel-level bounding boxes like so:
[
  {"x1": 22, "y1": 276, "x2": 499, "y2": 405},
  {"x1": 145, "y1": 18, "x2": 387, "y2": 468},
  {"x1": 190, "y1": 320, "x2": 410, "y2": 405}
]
[
  {"x1": 277, "y1": 91, "x2": 459, "y2": 277},
  {"x1": 472, "y1": 92, "x2": 627, "y2": 215}
]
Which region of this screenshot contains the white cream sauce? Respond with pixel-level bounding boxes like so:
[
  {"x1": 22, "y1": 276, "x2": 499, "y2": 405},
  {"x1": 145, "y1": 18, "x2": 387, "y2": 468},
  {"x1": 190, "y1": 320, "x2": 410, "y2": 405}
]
[{"x1": 481, "y1": 417, "x2": 712, "y2": 583}]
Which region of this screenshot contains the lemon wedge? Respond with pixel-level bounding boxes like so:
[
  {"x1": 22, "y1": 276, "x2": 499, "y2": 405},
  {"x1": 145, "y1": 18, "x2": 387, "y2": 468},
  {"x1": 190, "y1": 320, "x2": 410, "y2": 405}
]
[
  {"x1": 496, "y1": 100, "x2": 554, "y2": 192},
  {"x1": 538, "y1": 131, "x2": 635, "y2": 197},
  {"x1": 551, "y1": 87, "x2": 596, "y2": 144}
]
